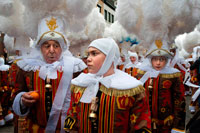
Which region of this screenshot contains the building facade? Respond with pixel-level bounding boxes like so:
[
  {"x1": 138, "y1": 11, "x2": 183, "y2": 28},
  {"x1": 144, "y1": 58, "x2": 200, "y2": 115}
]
[{"x1": 97, "y1": 0, "x2": 117, "y2": 24}]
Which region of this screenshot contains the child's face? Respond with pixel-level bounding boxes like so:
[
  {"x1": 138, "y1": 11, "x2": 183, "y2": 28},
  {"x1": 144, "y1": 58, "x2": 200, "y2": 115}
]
[
  {"x1": 130, "y1": 56, "x2": 136, "y2": 64},
  {"x1": 151, "y1": 56, "x2": 167, "y2": 71},
  {"x1": 87, "y1": 47, "x2": 106, "y2": 74}
]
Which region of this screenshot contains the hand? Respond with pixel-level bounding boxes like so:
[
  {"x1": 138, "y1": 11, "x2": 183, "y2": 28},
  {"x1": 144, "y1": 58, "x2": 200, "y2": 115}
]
[{"x1": 21, "y1": 91, "x2": 38, "y2": 107}]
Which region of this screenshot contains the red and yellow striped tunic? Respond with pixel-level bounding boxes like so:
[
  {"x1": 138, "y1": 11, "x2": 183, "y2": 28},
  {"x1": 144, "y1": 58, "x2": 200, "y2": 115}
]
[
  {"x1": 13, "y1": 68, "x2": 63, "y2": 133},
  {"x1": 67, "y1": 84, "x2": 151, "y2": 133}
]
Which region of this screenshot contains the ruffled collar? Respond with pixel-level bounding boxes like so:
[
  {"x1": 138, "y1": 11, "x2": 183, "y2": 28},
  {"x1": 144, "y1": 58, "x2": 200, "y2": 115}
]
[
  {"x1": 124, "y1": 61, "x2": 141, "y2": 69},
  {"x1": 138, "y1": 65, "x2": 180, "y2": 74},
  {"x1": 17, "y1": 57, "x2": 64, "y2": 80},
  {"x1": 137, "y1": 65, "x2": 180, "y2": 84}
]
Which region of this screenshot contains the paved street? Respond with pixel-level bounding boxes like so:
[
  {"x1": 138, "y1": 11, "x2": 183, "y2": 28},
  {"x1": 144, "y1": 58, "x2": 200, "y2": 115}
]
[{"x1": 0, "y1": 122, "x2": 14, "y2": 133}]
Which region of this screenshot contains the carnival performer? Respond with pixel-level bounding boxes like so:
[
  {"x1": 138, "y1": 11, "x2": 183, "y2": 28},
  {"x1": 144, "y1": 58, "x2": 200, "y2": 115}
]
[
  {"x1": 12, "y1": 16, "x2": 86, "y2": 133},
  {"x1": 134, "y1": 40, "x2": 185, "y2": 133},
  {"x1": 117, "y1": 53, "x2": 128, "y2": 71},
  {"x1": 188, "y1": 46, "x2": 200, "y2": 113},
  {"x1": 0, "y1": 57, "x2": 13, "y2": 126},
  {"x1": 124, "y1": 51, "x2": 141, "y2": 76},
  {"x1": 169, "y1": 44, "x2": 191, "y2": 96},
  {"x1": 65, "y1": 38, "x2": 151, "y2": 133},
  {"x1": 190, "y1": 46, "x2": 200, "y2": 86}
]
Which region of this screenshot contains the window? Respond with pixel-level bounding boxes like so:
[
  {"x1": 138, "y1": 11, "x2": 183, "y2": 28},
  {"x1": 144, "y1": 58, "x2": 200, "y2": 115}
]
[
  {"x1": 112, "y1": 14, "x2": 114, "y2": 23},
  {"x1": 97, "y1": 4, "x2": 101, "y2": 13},
  {"x1": 104, "y1": 10, "x2": 107, "y2": 21},
  {"x1": 108, "y1": 12, "x2": 111, "y2": 22}
]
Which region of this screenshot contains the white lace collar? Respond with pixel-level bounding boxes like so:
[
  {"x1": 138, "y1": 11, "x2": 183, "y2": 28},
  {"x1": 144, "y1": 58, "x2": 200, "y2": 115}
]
[{"x1": 17, "y1": 57, "x2": 64, "y2": 80}]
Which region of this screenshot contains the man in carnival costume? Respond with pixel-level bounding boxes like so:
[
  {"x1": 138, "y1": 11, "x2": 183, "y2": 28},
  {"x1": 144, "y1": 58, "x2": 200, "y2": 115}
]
[
  {"x1": 0, "y1": 57, "x2": 13, "y2": 126},
  {"x1": 134, "y1": 40, "x2": 185, "y2": 133},
  {"x1": 65, "y1": 38, "x2": 151, "y2": 133},
  {"x1": 12, "y1": 16, "x2": 86, "y2": 133}
]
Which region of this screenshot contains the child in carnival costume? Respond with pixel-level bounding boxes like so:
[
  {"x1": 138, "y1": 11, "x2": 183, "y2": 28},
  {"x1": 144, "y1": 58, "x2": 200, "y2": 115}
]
[
  {"x1": 65, "y1": 38, "x2": 151, "y2": 133},
  {"x1": 124, "y1": 51, "x2": 141, "y2": 76},
  {"x1": 134, "y1": 40, "x2": 185, "y2": 133}
]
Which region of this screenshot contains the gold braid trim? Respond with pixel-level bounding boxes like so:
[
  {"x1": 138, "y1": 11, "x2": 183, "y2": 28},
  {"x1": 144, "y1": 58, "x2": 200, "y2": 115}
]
[
  {"x1": 71, "y1": 84, "x2": 145, "y2": 97},
  {"x1": 145, "y1": 48, "x2": 173, "y2": 57},
  {"x1": 160, "y1": 72, "x2": 181, "y2": 78},
  {"x1": 70, "y1": 84, "x2": 86, "y2": 94},
  {"x1": 142, "y1": 127, "x2": 152, "y2": 133},
  {"x1": 137, "y1": 70, "x2": 181, "y2": 78},
  {"x1": 100, "y1": 85, "x2": 145, "y2": 97},
  {"x1": 37, "y1": 31, "x2": 67, "y2": 45}
]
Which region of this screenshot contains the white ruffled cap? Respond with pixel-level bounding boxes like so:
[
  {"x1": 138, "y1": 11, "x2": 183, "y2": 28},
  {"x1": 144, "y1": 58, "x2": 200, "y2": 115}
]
[{"x1": 34, "y1": 16, "x2": 69, "y2": 51}]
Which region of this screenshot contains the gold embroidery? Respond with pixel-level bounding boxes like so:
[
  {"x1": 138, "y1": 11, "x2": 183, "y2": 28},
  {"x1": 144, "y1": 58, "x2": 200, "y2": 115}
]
[
  {"x1": 100, "y1": 85, "x2": 145, "y2": 97},
  {"x1": 163, "y1": 80, "x2": 172, "y2": 89},
  {"x1": 64, "y1": 116, "x2": 76, "y2": 131},
  {"x1": 130, "y1": 113, "x2": 137, "y2": 124},
  {"x1": 46, "y1": 17, "x2": 58, "y2": 31},
  {"x1": 155, "y1": 40, "x2": 162, "y2": 49},
  {"x1": 137, "y1": 70, "x2": 181, "y2": 78},
  {"x1": 161, "y1": 107, "x2": 166, "y2": 113},
  {"x1": 71, "y1": 84, "x2": 145, "y2": 97}
]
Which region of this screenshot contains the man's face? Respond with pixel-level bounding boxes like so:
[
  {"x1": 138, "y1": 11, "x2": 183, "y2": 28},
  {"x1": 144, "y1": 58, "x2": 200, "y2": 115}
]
[
  {"x1": 151, "y1": 56, "x2": 167, "y2": 71},
  {"x1": 130, "y1": 56, "x2": 136, "y2": 64},
  {"x1": 87, "y1": 47, "x2": 106, "y2": 74},
  {"x1": 41, "y1": 40, "x2": 62, "y2": 64}
]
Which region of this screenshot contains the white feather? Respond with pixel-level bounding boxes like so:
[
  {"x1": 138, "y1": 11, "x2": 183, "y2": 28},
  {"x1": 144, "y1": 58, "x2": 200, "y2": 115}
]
[
  {"x1": 104, "y1": 21, "x2": 129, "y2": 42},
  {"x1": 66, "y1": 0, "x2": 98, "y2": 19},
  {"x1": 86, "y1": 8, "x2": 106, "y2": 40},
  {"x1": 0, "y1": 0, "x2": 14, "y2": 17},
  {"x1": 0, "y1": 0, "x2": 25, "y2": 37},
  {"x1": 67, "y1": 8, "x2": 106, "y2": 47},
  {"x1": 4, "y1": 34, "x2": 15, "y2": 50},
  {"x1": 116, "y1": 0, "x2": 142, "y2": 34},
  {"x1": 116, "y1": 0, "x2": 200, "y2": 50},
  {"x1": 182, "y1": 30, "x2": 200, "y2": 53}
]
